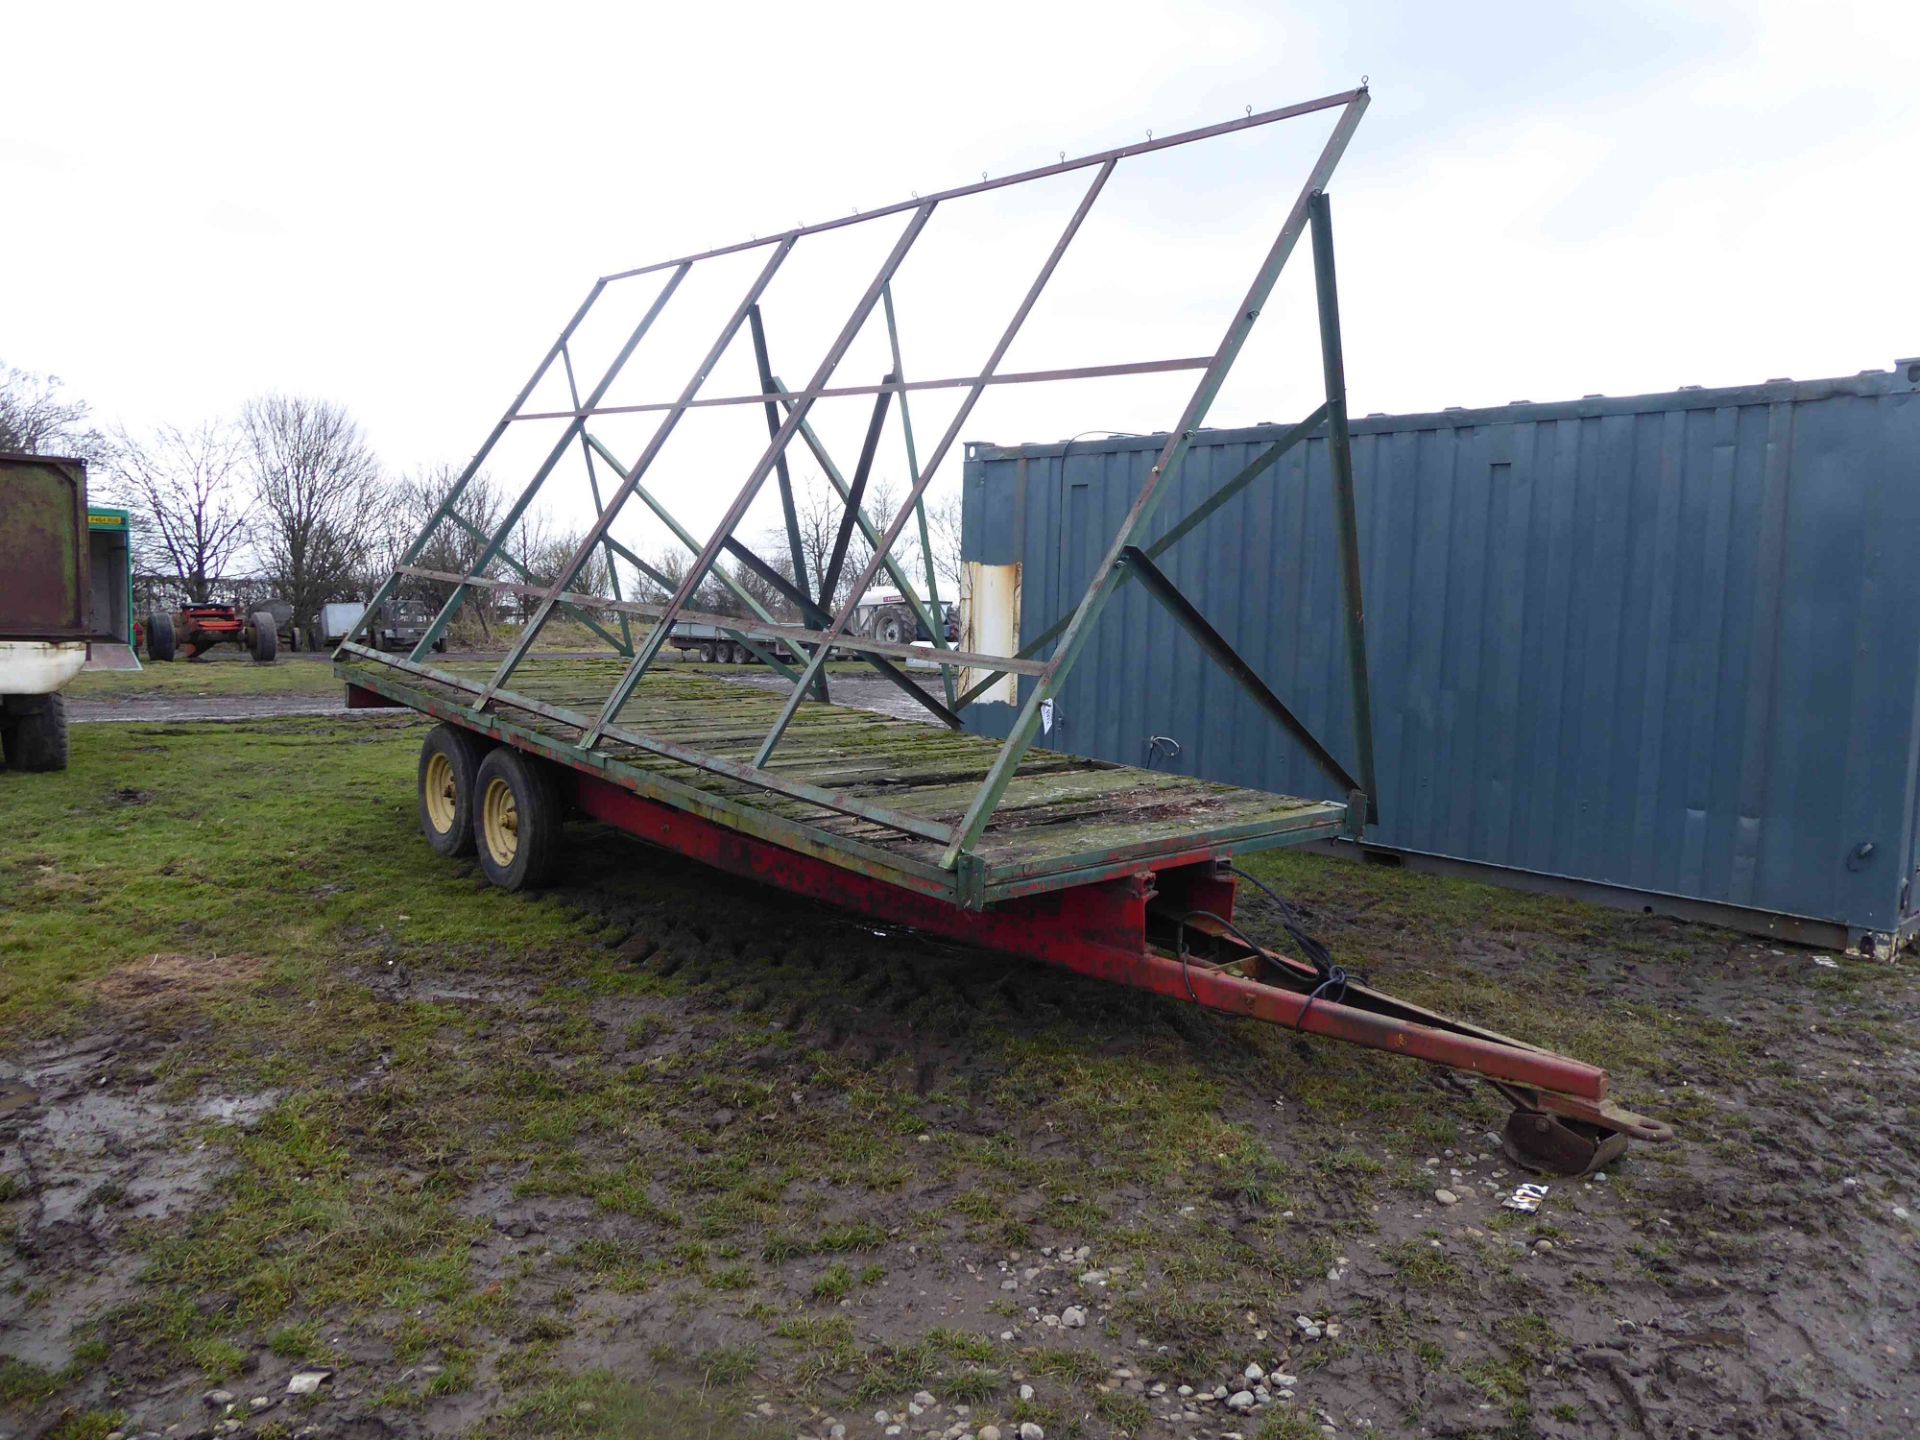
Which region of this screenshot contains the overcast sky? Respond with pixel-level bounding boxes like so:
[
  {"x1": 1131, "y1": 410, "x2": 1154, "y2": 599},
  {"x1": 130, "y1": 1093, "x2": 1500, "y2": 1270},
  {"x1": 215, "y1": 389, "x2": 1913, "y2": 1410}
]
[{"x1": 6, "y1": 0, "x2": 1916, "y2": 554}]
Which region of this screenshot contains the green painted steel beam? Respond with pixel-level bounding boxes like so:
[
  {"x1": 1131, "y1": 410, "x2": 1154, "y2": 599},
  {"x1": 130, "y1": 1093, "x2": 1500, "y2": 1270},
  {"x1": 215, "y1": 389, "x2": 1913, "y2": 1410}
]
[
  {"x1": 769, "y1": 377, "x2": 958, "y2": 670},
  {"x1": 754, "y1": 159, "x2": 1120, "y2": 778},
  {"x1": 561, "y1": 343, "x2": 634, "y2": 652},
  {"x1": 883, "y1": 281, "x2": 957, "y2": 709},
  {"x1": 409, "y1": 264, "x2": 691, "y2": 665},
  {"x1": 940, "y1": 92, "x2": 1369, "y2": 868},
  {"x1": 580, "y1": 431, "x2": 820, "y2": 684},
  {"x1": 1310, "y1": 190, "x2": 1378, "y2": 827},
  {"x1": 444, "y1": 512, "x2": 631, "y2": 655},
  {"x1": 335, "y1": 654, "x2": 968, "y2": 900},
  {"x1": 947, "y1": 403, "x2": 1331, "y2": 710},
  {"x1": 340, "y1": 643, "x2": 956, "y2": 844},
  {"x1": 340, "y1": 278, "x2": 610, "y2": 656},
  {"x1": 582, "y1": 208, "x2": 935, "y2": 745},
  {"x1": 748, "y1": 304, "x2": 822, "y2": 701},
  {"x1": 1120, "y1": 544, "x2": 1359, "y2": 794}
]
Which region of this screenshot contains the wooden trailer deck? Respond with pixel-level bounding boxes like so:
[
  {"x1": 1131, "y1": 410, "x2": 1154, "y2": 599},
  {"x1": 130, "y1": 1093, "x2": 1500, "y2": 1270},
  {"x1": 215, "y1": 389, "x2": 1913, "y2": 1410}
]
[{"x1": 337, "y1": 653, "x2": 1350, "y2": 907}]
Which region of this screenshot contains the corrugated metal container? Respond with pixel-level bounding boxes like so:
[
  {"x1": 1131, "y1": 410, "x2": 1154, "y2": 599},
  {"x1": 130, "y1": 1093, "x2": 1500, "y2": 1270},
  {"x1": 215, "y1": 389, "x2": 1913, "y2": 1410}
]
[
  {"x1": 0, "y1": 453, "x2": 89, "y2": 642},
  {"x1": 961, "y1": 361, "x2": 1920, "y2": 948}
]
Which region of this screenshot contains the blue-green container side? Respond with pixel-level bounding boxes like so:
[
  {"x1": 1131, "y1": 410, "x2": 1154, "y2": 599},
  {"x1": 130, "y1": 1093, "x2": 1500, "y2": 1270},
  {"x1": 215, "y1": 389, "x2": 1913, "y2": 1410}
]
[{"x1": 961, "y1": 361, "x2": 1920, "y2": 938}]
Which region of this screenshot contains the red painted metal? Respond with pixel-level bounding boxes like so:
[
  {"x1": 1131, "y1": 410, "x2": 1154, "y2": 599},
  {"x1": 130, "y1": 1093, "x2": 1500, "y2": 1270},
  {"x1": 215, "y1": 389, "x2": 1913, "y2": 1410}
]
[
  {"x1": 346, "y1": 683, "x2": 404, "y2": 709},
  {"x1": 566, "y1": 767, "x2": 1609, "y2": 1101}
]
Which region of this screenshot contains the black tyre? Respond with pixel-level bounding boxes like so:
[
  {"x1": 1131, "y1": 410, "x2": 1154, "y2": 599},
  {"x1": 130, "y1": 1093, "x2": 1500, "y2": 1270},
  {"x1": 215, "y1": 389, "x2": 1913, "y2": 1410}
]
[
  {"x1": 699, "y1": 641, "x2": 717, "y2": 664},
  {"x1": 875, "y1": 609, "x2": 912, "y2": 646},
  {"x1": 417, "y1": 724, "x2": 488, "y2": 858},
  {"x1": 249, "y1": 612, "x2": 278, "y2": 663},
  {"x1": 2, "y1": 694, "x2": 70, "y2": 772},
  {"x1": 473, "y1": 747, "x2": 564, "y2": 892},
  {"x1": 146, "y1": 611, "x2": 176, "y2": 662},
  {"x1": 727, "y1": 642, "x2": 746, "y2": 664}
]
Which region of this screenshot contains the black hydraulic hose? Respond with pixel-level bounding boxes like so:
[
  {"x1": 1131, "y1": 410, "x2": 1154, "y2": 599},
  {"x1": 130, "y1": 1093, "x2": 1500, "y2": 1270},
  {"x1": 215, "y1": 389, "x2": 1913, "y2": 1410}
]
[{"x1": 1223, "y1": 864, "x2": 1366, "y2": 1021}]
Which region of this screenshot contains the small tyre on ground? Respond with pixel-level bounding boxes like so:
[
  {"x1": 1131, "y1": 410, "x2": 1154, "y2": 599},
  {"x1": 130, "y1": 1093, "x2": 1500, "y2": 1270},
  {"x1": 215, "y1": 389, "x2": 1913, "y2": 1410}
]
[
  {"x1": 473, "y1": 746, "x2": 564, "y2": 891},
  {"x1": 248, "y1": 611, "x2": 278, "y2": 663},
  {"x1": 417, "y1": 724, "x2": 489, "y2": 858},
  {"x1": 0, "y1": 694, "x2": 70, "y2": 772},
  {"x1": 146, "y1": 611, "x2": 176, "y2": 661}
]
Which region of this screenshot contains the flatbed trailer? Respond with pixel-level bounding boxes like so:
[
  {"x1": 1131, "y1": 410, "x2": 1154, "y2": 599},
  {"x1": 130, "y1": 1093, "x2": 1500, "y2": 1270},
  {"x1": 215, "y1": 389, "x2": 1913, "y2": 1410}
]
[
  {"x1": 338, "y1": 652, "x2": 1669, "y2": 1174},
  {"x1": 334, "y1": 88, "x2": 1669, "y2": 1176}
]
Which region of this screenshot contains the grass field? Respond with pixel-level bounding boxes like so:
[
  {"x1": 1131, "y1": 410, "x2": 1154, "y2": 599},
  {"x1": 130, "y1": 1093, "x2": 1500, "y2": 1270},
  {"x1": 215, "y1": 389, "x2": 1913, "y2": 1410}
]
[
  {"x1": 1, "y1": 714, "x2": 1914, "y2": 1440},
  {"x1": 64, "y1": 638, "x2": 885, "y2": 705},
  {"x1": 66, "y1": 654, "x2": 345, "y2": 700}
]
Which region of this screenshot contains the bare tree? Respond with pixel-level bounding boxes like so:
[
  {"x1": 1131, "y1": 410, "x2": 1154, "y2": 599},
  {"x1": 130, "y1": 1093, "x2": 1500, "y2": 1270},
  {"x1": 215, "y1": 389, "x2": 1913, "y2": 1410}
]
[
  {"x1": 727, "y1": 554, "x2": 796, "y2": 620},
  {"x1": 242, "y1": 395, "x2": 390, "y2": 636},
  {"x1": 499, "y1": 507, "x2": 555, "y2": 621},
  {"x1": 108, "y1": 421, "x2": 250, "y2": 603},
  {"x1": 523, "y1": 531, "x2": 610, "y2": 605},
  {"x1": 0, "y1": 360, "x2": 111, "y2": 459},
  {"x1": 383, "y1": 465, "x2": 510, "y2": 634},
  {"x1": 644, "y1": 546, "x2": 746, "y2": 617},
  {"x1": 780, "y1": 473, "x2": 908, "y2": 611},
  {"x1": 924, "y1": 488, "x2": 965, "y2": 599}
]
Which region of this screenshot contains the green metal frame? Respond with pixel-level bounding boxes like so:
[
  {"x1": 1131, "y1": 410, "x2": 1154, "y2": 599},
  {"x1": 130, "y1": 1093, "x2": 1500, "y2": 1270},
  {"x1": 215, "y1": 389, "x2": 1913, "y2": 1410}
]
[{"x1": 337, "y1": 88, "x2": 1379, "y2": 883}]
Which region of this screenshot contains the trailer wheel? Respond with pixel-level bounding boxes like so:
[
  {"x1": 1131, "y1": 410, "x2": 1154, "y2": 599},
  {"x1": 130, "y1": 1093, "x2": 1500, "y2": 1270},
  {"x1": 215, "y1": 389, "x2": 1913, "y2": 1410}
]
[
  {"x1": 473, "y1": 748, "x2": 563, "y2": 891},
  {"x1": 699, "y1": 641, "x2": 717, "y2": 664},
  {"x1": 1, "y1": 694, "x2": 69, "y2": 772},
  {"x1": 418, "y1": 725, "x2": 487, "y2": 858},
  {"x1": 726, "y1": 642, "x2": 744, "y2": 664},
  {"x1": 146, "y1": 611, "x2": 176, "y2": 662},
  {"x1": 248, "y1": 612, "x2": 278, "y2": 663}
]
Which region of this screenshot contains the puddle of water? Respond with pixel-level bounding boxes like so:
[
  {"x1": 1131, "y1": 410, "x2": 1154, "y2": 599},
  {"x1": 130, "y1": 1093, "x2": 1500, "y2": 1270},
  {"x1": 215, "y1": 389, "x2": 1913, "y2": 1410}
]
[{"x1": 0, "y1": 1043, "x2": 285, "y2": 1368}]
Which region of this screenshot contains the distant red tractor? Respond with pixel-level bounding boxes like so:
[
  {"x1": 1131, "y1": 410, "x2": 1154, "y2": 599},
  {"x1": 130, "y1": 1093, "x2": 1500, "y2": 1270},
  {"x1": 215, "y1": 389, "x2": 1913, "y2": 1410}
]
[{"x1": 144, "y1": 603, "x2": 278, "y2": 663}]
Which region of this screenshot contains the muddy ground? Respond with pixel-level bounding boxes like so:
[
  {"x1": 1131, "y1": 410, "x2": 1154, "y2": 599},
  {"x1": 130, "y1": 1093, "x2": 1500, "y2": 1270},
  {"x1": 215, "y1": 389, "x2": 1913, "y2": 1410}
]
[{"x1": 2, "y1": 716, "x2": 1915, "y2": 1440}]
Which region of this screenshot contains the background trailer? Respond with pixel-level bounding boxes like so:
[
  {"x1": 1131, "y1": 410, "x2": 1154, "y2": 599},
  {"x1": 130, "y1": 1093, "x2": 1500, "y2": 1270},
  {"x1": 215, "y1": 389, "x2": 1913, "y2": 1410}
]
[{"x1": 962, "y1": 361, "x2": 1920, "y2": 952}]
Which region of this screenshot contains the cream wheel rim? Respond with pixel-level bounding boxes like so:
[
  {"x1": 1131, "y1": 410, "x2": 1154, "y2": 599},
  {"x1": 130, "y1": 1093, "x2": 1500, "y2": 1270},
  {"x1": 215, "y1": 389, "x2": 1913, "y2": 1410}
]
[
  {"x1": 482, "y1": 775, "x2": 519, "y2": 866},
  {"x1": 424, "y1": 752, "x2": 457, "y2": 834}
]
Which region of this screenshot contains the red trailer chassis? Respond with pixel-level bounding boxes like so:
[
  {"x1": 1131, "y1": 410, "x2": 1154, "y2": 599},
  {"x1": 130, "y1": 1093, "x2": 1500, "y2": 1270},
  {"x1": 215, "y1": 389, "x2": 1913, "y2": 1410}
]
[{"x1": 351, "y1": 682, "x2": 1670, "y2": 1175}]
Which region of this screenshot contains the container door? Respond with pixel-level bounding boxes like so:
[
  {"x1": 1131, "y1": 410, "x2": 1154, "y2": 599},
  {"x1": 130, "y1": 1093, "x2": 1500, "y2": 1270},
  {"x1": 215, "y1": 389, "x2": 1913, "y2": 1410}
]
[{"x1": 0, "y1": 456, "x2": 88, "y2": 641}]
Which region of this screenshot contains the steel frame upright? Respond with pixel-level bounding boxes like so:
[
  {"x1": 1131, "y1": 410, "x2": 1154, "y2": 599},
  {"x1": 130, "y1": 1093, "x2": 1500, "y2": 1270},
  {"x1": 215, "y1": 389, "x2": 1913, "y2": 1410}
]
[{"x1": 345, "y1": 86, "x2": 1379, "y2": 877}]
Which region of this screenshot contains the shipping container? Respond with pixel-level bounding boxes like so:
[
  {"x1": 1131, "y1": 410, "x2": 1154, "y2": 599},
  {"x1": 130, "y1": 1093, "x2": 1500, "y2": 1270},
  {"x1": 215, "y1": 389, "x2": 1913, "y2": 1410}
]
[{"x1": 961, "y1": 360, "x2": 1920, "y2": 950}]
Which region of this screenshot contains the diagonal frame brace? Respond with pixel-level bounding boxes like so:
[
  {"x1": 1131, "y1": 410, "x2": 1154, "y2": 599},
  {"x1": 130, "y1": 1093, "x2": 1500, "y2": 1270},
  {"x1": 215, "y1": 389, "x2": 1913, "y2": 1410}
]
[
  {"x1": 576, "y1": 431, "x2": 951, "y2": 722},
  {"x1": 338, "y1": 277, "x2": 610, "y2": 656},
  {"x1": 770, "y1": 378, "x2": 956, "y2": 669},
  {"x1": 950, "y1": 402, "x2": 1333, "y2": 708},
  {"x1": 1118, "y1": 546, "x2": 1360, "y2": 797},
  {"x1": 940, "y1": 91, "x2": 1370, "y2": 868},
  {"x1": 720, "y1": 539, "x2": 965, "y2": 729},
  {"x1": 580, "y1": 203, "x2": 939, "y2": 744},
  {"x1": 442, "y1": 512, "x2": 631, "y2": 655},
  {"x1": 752, "y1": 157, "x2": 1120, "y2": 771},
  {"x1": 411, "y1": 262, "x2": 693, "y2": 665}
]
